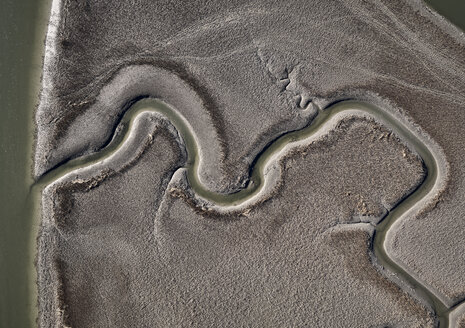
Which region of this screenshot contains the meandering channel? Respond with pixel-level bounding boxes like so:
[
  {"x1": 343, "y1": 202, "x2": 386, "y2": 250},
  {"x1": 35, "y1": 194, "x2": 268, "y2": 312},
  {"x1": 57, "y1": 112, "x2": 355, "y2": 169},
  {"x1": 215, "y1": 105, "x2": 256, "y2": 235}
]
[{"x1": 33, "y1": 98, "x2": 455, "y2": 327}]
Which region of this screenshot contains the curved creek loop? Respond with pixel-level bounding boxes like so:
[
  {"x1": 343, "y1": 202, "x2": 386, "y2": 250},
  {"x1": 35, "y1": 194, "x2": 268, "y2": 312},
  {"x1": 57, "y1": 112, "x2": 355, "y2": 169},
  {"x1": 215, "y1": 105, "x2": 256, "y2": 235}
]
[{"x1": 33, "y1": 98, "x2": 453, "y2": 327}]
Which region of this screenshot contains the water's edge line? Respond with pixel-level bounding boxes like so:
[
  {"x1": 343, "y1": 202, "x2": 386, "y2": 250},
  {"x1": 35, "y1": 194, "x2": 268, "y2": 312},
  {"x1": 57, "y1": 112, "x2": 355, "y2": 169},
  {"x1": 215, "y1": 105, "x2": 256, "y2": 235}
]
[{"x1": 28, "y1": 0, "x2": 62, "y2": 326}]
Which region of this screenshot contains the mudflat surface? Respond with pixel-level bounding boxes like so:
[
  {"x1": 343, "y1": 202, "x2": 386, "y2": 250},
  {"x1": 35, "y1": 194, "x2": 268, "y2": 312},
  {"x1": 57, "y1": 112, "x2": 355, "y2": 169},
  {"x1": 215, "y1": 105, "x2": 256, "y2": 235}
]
[
  {"x1": 38, "y1": 117, "x2": 434, "y2": 327},
  {"x1": 38, "y1": 117, "x2": 186, "y2": 327},
  {"x1": 36, "y1": 0, "x2": 465, "y2": 192},
  {"x1": 35, "y1": 0, "x2": 465, "y2": 326}
]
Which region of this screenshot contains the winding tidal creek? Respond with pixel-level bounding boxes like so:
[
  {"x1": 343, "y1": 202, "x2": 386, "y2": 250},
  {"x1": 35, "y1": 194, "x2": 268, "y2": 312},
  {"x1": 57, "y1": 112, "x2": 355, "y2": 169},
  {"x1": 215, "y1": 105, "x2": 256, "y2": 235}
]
[
  {"x1": 2, "y1": 0, "x2": 463, "y2": 326},
  {"x1": 33, "y1": 98, "x2": 453, "y2": 326}
]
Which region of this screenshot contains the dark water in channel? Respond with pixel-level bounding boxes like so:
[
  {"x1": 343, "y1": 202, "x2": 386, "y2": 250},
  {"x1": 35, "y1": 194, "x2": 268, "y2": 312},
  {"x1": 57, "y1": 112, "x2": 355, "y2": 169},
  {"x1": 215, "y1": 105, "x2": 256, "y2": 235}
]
[
  {"x1": 0, "y1": 0, "x2": 462, "y2": 327},
  {"x1": 426, "y1": 0, "x2": 465, "y2": 31},
  {"x1": 0, "y1": 0, "x2": 50, "y2": 327}
]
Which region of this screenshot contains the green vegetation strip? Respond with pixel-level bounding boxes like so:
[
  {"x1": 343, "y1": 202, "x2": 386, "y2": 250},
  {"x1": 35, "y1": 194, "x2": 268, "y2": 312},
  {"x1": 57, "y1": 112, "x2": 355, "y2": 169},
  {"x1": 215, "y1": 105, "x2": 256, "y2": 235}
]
[{"x1": 34, "y1": 98, "x2": 451, "y2": 326}]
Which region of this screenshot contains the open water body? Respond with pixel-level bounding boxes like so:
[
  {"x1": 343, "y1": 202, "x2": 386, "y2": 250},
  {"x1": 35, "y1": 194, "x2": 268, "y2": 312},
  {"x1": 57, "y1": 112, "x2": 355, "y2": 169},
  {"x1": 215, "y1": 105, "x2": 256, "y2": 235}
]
[
  {"x1": 0, "y1": 1, "x2": 462, "y2": 327},
  {"x1": 0, "y1": 0, "x2": 50, "y2": 326},
  {"x1": 425, "y1": 0, "x2": 465, "y2": 31}
]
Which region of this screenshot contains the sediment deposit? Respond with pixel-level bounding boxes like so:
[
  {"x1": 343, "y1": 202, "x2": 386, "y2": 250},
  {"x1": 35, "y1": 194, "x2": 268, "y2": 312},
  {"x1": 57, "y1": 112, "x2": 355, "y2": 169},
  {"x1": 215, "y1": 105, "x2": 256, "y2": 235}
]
[
  {"x1": 38, "y1": 116, "x2": 434, "y2": 327},
  {"x1": 35, "y1": 0, "x2": 465, "y2": 326}
]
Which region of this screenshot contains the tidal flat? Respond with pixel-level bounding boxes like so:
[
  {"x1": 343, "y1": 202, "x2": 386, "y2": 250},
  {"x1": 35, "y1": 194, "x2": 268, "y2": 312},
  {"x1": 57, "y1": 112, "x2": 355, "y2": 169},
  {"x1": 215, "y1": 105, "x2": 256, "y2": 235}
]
[
  {"x1": 40, "y1": 115, "x2": 434, "y2": 327},
  {"x1": 34, "y1": 0, "x2": 465, "y2": 327}
]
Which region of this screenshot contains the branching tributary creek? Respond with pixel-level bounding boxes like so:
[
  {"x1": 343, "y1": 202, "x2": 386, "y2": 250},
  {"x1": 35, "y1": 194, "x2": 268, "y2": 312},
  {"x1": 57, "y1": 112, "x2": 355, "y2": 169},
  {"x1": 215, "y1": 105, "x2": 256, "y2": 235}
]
[{"x1": 32, "y1": 98, "x2": 458, "y2": 327}]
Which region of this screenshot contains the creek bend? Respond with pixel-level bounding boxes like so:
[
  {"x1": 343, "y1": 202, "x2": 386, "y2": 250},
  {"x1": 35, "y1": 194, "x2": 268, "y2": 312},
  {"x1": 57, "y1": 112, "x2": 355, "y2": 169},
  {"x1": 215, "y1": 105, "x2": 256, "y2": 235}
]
[{"x1": 33, "y1": 98, "x2": 452, "y2": 327}]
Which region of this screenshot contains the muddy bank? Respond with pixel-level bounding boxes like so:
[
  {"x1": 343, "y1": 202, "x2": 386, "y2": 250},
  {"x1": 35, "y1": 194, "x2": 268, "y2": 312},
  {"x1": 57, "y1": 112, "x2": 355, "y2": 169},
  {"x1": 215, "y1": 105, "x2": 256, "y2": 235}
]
[
  {"x1": 35, "y1": 0, "x2": 465, "y2": 325},
  {"x1": 38, "y1": 115, "x2": 433, "y2": 327}
]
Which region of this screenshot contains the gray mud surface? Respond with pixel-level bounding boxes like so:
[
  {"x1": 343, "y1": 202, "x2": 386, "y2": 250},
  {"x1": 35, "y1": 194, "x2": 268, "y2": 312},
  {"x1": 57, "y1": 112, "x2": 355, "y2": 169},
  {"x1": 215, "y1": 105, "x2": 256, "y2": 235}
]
[
  {"x1": 38, "y1": 117, "x2": 434, "y2": 327},
  {"x1": 37, "y1": 0, "x2": 465, "y2": 192},
  {"x1": 36, "y1": 0, "x2": 465, "y2": 325}
]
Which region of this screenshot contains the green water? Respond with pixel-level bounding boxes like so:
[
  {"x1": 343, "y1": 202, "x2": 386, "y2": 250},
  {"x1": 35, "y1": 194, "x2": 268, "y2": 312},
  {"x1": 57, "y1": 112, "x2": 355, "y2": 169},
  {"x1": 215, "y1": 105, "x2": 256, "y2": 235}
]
[
  {"x1": 425, "y1": 0, "x2": 465, "y2": 31},
  {"x1": 0, "y1": 0, "x2": 51, "y2": 327}
]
